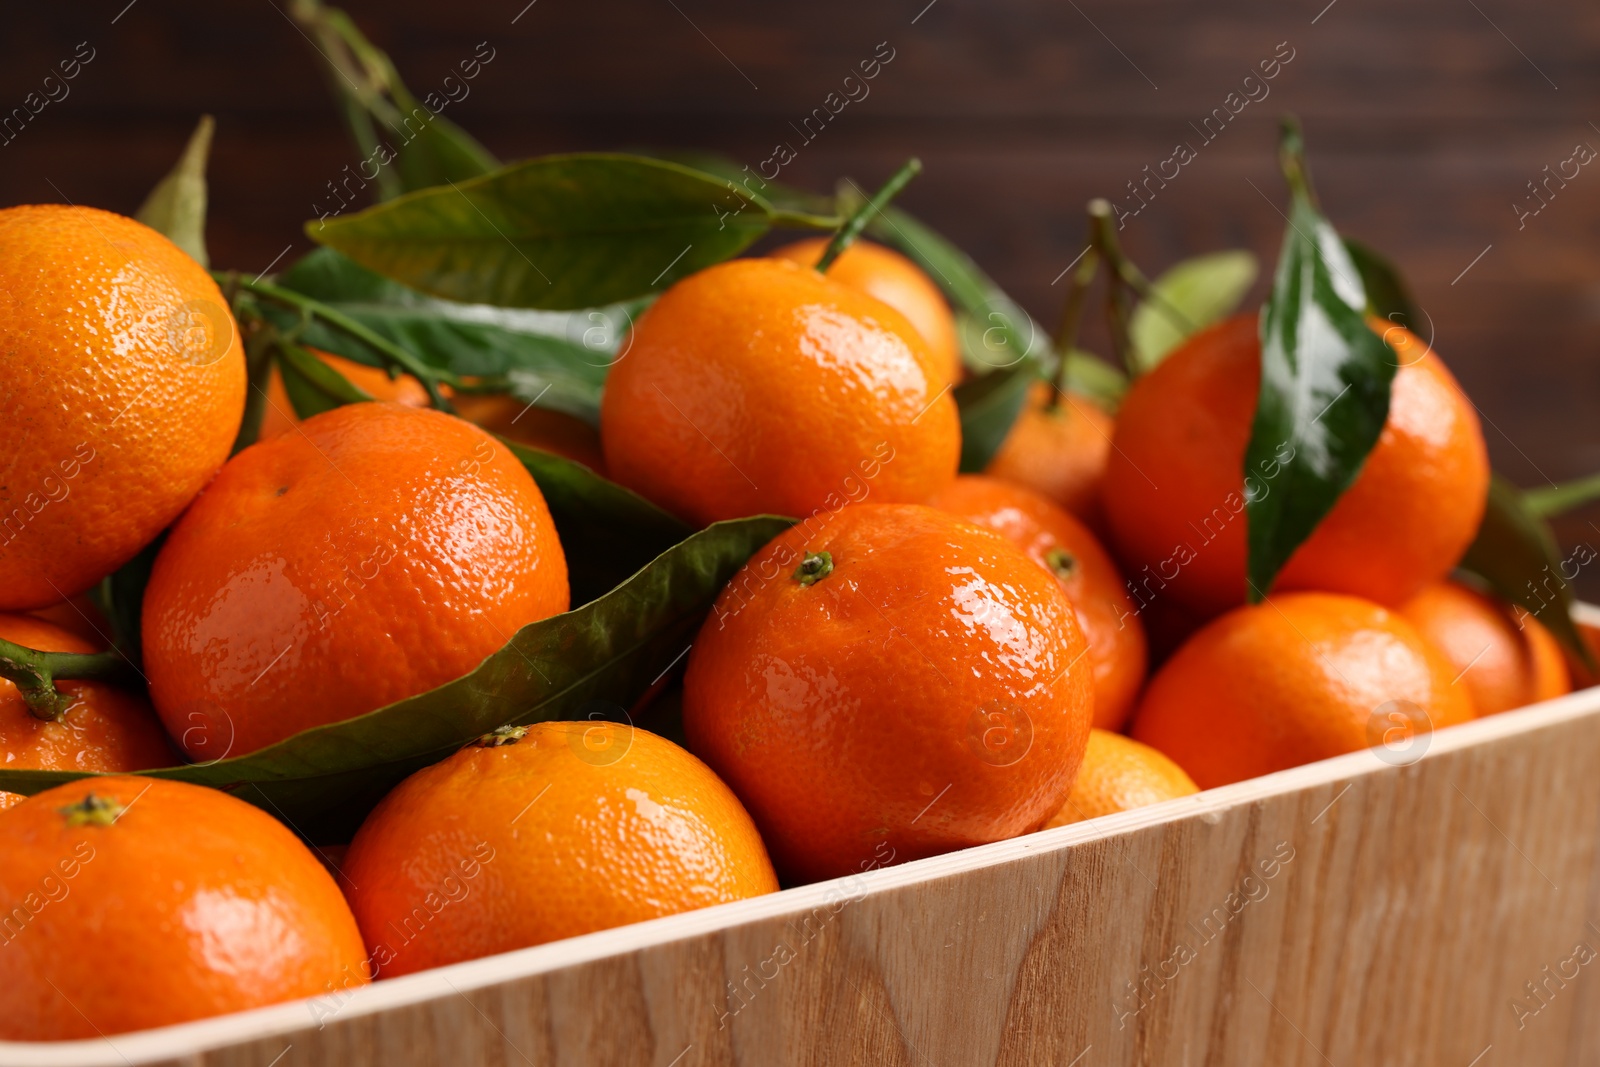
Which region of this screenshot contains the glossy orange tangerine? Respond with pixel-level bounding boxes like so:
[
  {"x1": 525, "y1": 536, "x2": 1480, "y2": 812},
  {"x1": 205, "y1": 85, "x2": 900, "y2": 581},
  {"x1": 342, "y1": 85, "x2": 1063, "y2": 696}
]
[
  {"x1": 986, "y1": 383, "x2": 1116, "y2": 530},
  {"x1": 141, "y1": 403, "x2": 569, "y2": 758},
  {"x1": 768, "y1": 238, "x2": 961, "y2": 387},
  {"x1": 0, "y1": 613, "x2": 176, "y2": 809},
  {"x1": 600, "y1": 258, "x2": 959, "y2": 527},
  {"x1": 929, "y1": 475, "x2": 1148, "y2": 730},
  {"x1": 1131, "y1": 592, "x2": 1477, "y2": 788},
  {"x1": 0, "y1": 205, "x2": 246, "y2": 609},
  {"x1": 683, "y1": 503, "x2": 1093, "y2": 883},
  {"x1": 0, "y1": 776, "x2": 368, "y2": 1040},
  {"x1": 342, "y1": 722, "x2": 777, "y2": 977}
]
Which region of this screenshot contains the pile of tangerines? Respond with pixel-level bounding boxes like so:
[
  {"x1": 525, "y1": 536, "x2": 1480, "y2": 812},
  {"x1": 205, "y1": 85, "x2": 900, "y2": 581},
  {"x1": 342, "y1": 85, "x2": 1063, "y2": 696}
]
[{"x1": 0, "y1": 173, "x2": 1579, "y2": 1043}]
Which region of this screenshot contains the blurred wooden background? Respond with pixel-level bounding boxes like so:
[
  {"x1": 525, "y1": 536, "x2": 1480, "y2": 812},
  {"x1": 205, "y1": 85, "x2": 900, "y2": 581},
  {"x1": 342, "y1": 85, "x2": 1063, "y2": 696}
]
[{"x1": 4, "y1": 0, "x2": 1599, "y2": 590}]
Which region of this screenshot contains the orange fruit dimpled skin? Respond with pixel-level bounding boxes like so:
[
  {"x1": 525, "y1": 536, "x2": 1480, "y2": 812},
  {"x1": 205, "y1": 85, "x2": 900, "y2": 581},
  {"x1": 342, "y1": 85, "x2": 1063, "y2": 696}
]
[
  {"x1": 600, "y1": 258, "x2": 960, "y2": 527},
  {"x1": 1046, "y1": 728, "x2": 1199, "y2": 827},
  {"x1": 1131, "y1": 592, "x2": 1476, "y2": 789},
  {"x1": 986, "y1": 384, "x2": 1115, "y2": 529},
  {"x1": 0, "y1": 614, "x2": 176, "y2": 809},
  {"x1": 0, "y1": 776, "x2": 369, "y2": 1040},
  {"x1": 769, "y1": 238, "x2": 961, "y2": 387},
  {"x1": 682, "y1": 503, "x2": 1094, "y2": 884},
  {"x1": 929, "y1": 475, "x2": 1148, "y2": 731},
  {"x1": 141, "y1": 402, "x2": 570, "y2": 759},
  {"x1": 1103, "y1": 314, "x2": 1489, "y2": 617},
  {"x1": 1398, "y1": 580, "x2": 1570, "y2": 716},
  {"x1": 342, "y1": 722, "x2": 777, "y2": 978},
  {"x1": 0, "y1": 205, "x2": 247, "y2": 610}
]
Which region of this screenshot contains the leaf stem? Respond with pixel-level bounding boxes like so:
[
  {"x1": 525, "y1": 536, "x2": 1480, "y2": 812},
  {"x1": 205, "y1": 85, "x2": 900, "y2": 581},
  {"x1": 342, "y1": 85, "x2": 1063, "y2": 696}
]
[
  {"x1": 1085, "y1": 199, "x2": 1194, "y2": 376},
  {"x1": 769, "y1": 208, "x2": 846, "y2": 231},
  {"x1": 1049, "y1": 242, "x2": 1099, "y2": 408},
  {"x1": 228, "y1": 276, "x2": 455, "y2": 411},
  {"x1": 1277, "y1": 115, "x2": 1317, "y2": 209},
  {"x1": 1525, "y1": 473, "x2": 1600, "y2": 519},
  {"x1": 0, "y1": 638, "x2": 138, "y2": 722},
  {"x1": 815, "y1": 158, "x2": 923, "y2": 274}
]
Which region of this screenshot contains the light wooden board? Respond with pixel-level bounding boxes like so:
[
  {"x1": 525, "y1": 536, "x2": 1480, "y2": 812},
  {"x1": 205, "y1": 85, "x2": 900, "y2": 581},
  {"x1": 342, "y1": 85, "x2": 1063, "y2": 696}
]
[{"x1": 7, "y1": 640, "x2": 1600, "y2": 1065}]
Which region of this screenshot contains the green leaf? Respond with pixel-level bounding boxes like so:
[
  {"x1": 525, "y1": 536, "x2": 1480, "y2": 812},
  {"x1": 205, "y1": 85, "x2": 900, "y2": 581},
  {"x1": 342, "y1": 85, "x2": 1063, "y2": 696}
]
[
  {"x1": 1245, "y1": 124, "x2": 1397, "y2": 601},
  {"x1": 1129, "y1": 250, "x2": 1258, "y2": 371},
  {"x1": 954, "y1": 357, "x2": 1040, "y2": 473},
  {"x1": 1343, "y1": 238, "x2": 1421, "y2": 332},
  {"x1": 307, "y1": 154, "x2": 802, "y2": 310},
  {"x1": 135, "y1": 115, "x2": 213, "y2": 267},
  {"x1": 270, "y1": 249, "x2": 625, "y2": 424},
  {"x1": 1460, "y1": 475, "x2": 1593, "y2": 668},
  {"x1": 0, "y1": 517, "x2": 792, "y2": 838},
  {"x1": 277, "y1": 343, "x2": 376, "y2": 421},
  {"x1": 501, "y1": 439, "x2": 692, "y2": 606}
]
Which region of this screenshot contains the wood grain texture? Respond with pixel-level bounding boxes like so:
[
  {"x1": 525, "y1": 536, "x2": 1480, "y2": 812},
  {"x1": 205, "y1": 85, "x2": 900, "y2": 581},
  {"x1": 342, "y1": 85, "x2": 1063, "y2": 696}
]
[{"x1": 6, "y1": 666, "x2": 1600, "y2": 1065}]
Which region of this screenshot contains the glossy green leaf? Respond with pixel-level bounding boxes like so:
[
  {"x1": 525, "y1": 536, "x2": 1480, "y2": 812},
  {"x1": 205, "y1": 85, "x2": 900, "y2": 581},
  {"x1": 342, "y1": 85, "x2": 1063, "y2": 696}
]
[
  {"x1": 277, "y1": 343, "x2": 375, "y2": 421},
  {"x1": 1129, "y1": 250, "x2": 1257, "y2": 371},
  {"x1": 1460, "y1": 475, "x2": 1593, "y2": 667},
  {"x1": 307, "y1": 154, "x2": 805, "y2": 309},
  {"x1": 265, "y1": 249, "x2": 624, "y2": 424},
  {"x1": 135, "y1": 115, "x2": 213, "y2": 267},
  {"x1": 1245, "y1": 125, "x2": 1396, "y2": 601},
  {"x1": 0, "y1": 517, "x2": 791, "y2": 837},
  {"x1": 1344, "y1": 238, "x2": 1421, "y2": 332},
  {"x1": 500, "y1": 439, "x2": 692, "y2": 606}
]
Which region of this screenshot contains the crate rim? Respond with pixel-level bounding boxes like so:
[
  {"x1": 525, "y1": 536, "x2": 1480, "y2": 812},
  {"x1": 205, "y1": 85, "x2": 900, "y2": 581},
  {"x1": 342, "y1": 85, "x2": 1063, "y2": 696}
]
[{"x1": 5, "y1": 601, "x2": 1597, "y2": 1066}]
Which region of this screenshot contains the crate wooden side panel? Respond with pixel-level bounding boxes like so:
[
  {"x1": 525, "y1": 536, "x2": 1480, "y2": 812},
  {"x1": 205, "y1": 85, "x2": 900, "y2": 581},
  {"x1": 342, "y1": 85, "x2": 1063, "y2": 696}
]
[{"x1": 6, "y1": 688, "x2": 1600, "y2": 1067}]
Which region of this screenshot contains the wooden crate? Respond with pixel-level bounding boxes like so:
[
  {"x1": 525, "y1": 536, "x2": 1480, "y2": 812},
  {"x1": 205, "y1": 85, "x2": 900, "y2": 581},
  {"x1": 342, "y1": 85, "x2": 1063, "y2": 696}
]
[{"x1": 6, "y1": 630, "x2": 1600, "y2": 1066}]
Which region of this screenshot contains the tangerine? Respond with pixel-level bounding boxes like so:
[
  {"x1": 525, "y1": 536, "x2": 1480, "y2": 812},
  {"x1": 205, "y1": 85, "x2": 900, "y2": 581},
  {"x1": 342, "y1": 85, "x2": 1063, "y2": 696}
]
[
  {"x1": 1130, "y1": 592, "x2": 1476, "y2": 787},
  {"x1": 928, "y1": 474, "x2": 1147, "y2": 729},
  {"x1": 141, "y1": 402, "x2": 569, "y2": 757},
  {"x1": 0, "y1": 614, "x2": 176, "y2": 809},
  {"x1": 0, "y1": 205, "x2": 246, "y2": 610},
  {"x1": 986, "y1": 384, "x2": 1115, "y2": 529},
  {"x1": 769, "y1": 237, "x2": 960, "y2": 386},
  {"x1": 1397, "y1": 580, "x2": 1569, "y2": 715},
  {"x1": 682, "y1": 503, "x2": 1093, "y2": 883},
  {"x1": 600, "y1": 258, "x2": 959, "y2": 527},
  {"x1": 1045, "y1": 728, "x2": 1198, "y2": 826},
  {"x1": 1103, "y1": 315, "x2": 1488, "y2": 616},
  {"x1": 0, "y1": 776, "x2": 368, "y2": 1039},
  {"x1": 342, "y1": 722, "x2": 776, "y2": 977}
]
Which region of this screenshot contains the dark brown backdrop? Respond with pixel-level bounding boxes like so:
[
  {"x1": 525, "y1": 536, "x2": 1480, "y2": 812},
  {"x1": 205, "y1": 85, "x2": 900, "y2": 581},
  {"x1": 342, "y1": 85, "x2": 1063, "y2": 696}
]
[{"x1": 4, "y1": 0, "x2": 1599, "y2": 586}]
